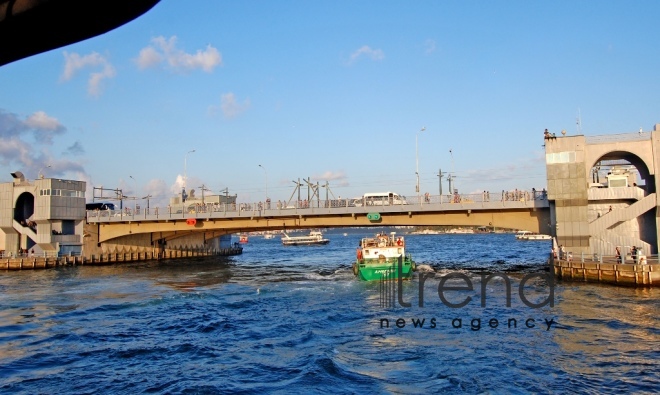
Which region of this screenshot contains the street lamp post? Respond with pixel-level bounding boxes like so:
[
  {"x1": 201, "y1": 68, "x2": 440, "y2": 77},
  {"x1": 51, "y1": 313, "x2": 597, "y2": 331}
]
[
  {"x1": 184, "y1": 149, "x2": 196, "y2": 191},
  {"x1": 258, "y1": 164, "x2": 268, "y2": 202},
  {"x1": 38, "y1": 164, "x2": 51, "y2": 179},
  {"x1": 446, "y1": 149, "x2": 456, "y2": 198},
  {"x1": 416, "y1": 126, "x2": 426, "y2": 197},
  {"x1": 129, "y1": 175, "x2": 137, "y2": 213},
  {"x1": 142, "y1": 195, "x2": 152, "y2": 213}
]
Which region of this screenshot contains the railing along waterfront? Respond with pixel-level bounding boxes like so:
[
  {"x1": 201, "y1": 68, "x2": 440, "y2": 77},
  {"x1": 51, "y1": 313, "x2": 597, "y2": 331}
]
[
  {"x1": 86, "y1": 189, "x2": 549, "y2": 223},
  {"x1": 552, "y1": 252, "x2": 659, "y2": 286}
]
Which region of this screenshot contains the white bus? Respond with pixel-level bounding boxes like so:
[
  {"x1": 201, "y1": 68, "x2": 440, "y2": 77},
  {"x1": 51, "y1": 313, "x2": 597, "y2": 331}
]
[{"x1": 354, "y1": 192, "x2": 408, "y2": 206}]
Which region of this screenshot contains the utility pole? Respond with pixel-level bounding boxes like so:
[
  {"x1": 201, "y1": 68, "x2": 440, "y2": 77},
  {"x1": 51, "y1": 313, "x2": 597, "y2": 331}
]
[
  {"x1": 142, "y1": 195, "x2": 152, "y2": 211},
  {"x1": 200, "y1": 184, "x2": 211, "y2": 204},
  {"x1": 116, "y1": 188, "x2": 123, "y2": 210},
  {"x1": 303, "y1": 177, "x2": 310, "y2": 201},
  {"x1": 288, "y1": 179, "x2": 302, "y2": 207},
  {"x1": 219, "y1": 187, "x2": 230, "y2": 205},
  {"x1": 415, "y1": 126, "x2": 426, "y2": 197},
  {"x1": 437, "y1": 168, "x2": 443, "y2": 196}
]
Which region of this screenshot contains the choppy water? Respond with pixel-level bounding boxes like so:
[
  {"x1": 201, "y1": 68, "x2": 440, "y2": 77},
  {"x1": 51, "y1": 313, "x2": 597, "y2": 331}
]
[{"x1": 0, "y1": 229, "x2": 658, "y2": 394}]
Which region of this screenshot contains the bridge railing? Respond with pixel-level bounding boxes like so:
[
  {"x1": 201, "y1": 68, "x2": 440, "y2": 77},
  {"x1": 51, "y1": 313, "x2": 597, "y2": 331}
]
[
  {"x1": 86, "y1": 189, "x2": 548, "y2": 223},
  {"x1": 556, "y1": 251, "x2": 658, "y2": 265}
]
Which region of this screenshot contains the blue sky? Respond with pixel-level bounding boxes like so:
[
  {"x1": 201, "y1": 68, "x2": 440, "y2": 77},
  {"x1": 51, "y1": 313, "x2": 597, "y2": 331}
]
[{"x1": 2, "y1": 1, "x2": 660, "y2": 206}]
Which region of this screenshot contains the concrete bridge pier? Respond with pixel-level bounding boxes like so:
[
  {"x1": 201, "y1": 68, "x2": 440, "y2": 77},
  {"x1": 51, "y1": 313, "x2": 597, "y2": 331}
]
[{"x1": 545, "y1": 125, "x2": 660, "y2": 256}]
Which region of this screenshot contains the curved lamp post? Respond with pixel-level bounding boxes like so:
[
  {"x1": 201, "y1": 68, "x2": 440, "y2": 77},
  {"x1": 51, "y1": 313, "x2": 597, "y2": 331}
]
[
  {"x1": 129, "y1": 175, "x2": 137, "y2": 212},
  {"x1": 416, "y1": 126, "x2": 426, "y2": 196},
  {"x1": 184, "y1": 149, "x2": 195, "y2": 193},
  {"x1": 259, "y1": 164, "x2": 268, "y2": 202},
  {"x1": 38, "y1": 164, "x2": 51, "y2": 179}
]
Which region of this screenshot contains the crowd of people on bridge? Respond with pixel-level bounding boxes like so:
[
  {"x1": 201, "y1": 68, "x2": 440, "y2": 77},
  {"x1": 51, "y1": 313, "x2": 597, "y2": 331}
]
[{"x1": 500, "y1": 188, "x2": 547, "y2": 202}]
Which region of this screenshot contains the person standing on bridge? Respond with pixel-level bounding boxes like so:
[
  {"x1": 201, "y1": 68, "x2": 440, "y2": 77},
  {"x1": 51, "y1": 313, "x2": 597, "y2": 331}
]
[{"x1": 615, "y1": 246, "x2": 622, "y2": 263}]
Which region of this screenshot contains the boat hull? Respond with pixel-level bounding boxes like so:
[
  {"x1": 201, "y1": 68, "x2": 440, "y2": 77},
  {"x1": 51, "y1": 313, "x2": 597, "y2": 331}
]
[
  {"x1": 515, "y1": 231, "x2": 552, "y2": 241},
  {"x1": 516, "y1": 235, "x2": 552, "y2": 241},
  {"x1": 282, "y1": 240, "x2": 330, "y2": 246},
  {"x1": 281, "y1": 230, "x2": 329, "y2": 246},
  {"x1": 354, "y1": 256, "x2": 415, "y2": 281}
]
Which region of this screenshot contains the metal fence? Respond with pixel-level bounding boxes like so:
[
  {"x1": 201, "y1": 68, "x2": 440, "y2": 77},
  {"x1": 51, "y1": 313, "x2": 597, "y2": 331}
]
[
  {"x1": 86, "y1": 189, "x2": 548, "y2": 222},
  {"x1": 585, "y1": 131, "x2": 651, "y2": 144}
]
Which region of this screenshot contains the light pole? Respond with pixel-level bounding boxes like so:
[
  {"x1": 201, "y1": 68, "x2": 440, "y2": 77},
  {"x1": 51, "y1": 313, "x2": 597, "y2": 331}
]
[
  {"x1": 129, "y1": 175, "x2": 137, "y2": 212},
  {"x1": 448, "y1": 149, "x2": 455, "y2": 195},
  {"x1": 184, "y1": 149, "x2": 195, "y2": 196},
  {"x1": 38, "y1": 164, "x2": 51, "y2": 179},
  {"x1": 258, "y1": 164, "x2": 268, "y2": 202},
  {"x1": 416, "y1": 126, "x2": 426, "y2": 196},
  {"x1": 142, "y1": 195, "x2": 152, "y2": 213}
]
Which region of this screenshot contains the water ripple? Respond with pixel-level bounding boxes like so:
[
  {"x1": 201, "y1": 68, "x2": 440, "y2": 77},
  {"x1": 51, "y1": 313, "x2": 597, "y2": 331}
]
[{"x1": 0, "y1": 231, "x2": 657, "y2": 393}]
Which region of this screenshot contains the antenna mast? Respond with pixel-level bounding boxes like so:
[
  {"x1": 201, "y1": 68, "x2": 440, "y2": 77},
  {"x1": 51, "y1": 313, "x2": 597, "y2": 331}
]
[{"x1": 576, "y1": 108, "x2": 582, "y2": 134}]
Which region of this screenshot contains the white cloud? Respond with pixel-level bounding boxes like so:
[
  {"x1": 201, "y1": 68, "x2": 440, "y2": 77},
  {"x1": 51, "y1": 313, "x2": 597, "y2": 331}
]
[
  {"x1": 61, "y1": 51, "x2": 116, "y2": 96},
  {"x1": 0, "y1": 136, "x2": 31, "y2": 166},
  {"x1": 25, "y1": 111, "x2": 65, "y2": 144},
  {"x1": 136, "y1": 46, "x2": 163, "y2": 69},
  {"x1": 424, "y1": 39, "x2": 436, "y2": 54},
  {"x1": 61, "y1": 52, "x2": 103, "y2": 81},
  {"x1": 143, "y1": 179, "x2": 170, "y2": 207},
  {"x1": 172, "y1": 175, "x2": 185, "y2": 194},
  {"x1": 25, "y1": 111, "x2": 64, "y2": 132},
  {"x1": 219, "y1": 92, "x2": 251, "y2": 119},
  {"x1": 348, "y1": 45, "x2": 385, "y2": 64},
  {"x1": 0, "y1": 108, "x2": 85, "y2": 179},
  {"x1": 88, "y1": 64, "x2": 116, "y2": 96},
  {"x1": 313, "y1": 171, "x2": 347, "y2": 181},
  {"x1": 136, "y1": 36, "x2": 222, "y2": 73}
]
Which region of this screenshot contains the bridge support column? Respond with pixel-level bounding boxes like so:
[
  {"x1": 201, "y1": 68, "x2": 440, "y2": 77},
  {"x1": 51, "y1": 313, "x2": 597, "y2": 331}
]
[{"x1": 546, "y1": 135, "x2": 590, "y2": 254}]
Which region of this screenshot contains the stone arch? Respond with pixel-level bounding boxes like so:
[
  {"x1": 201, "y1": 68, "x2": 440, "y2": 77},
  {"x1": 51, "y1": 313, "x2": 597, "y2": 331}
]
[
  {"x1": 588, "y1": 150, "x2": 655, "y2": 193},
  {"x1": 14, "y1": 192, "x2": 35, "y2": 224}
]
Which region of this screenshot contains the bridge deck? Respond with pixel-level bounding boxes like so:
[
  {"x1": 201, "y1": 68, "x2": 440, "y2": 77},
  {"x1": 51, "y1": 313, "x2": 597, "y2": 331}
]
[{"x1": 87, "y1": 196, "x2": 550, "y2": 224}]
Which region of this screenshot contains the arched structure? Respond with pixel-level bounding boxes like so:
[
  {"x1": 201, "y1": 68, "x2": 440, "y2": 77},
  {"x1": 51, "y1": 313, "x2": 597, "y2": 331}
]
[
  {"x1": 0, "y1": 173, "x2": 86, "y2": 256},
  {"x1": 545, "y1": 126, "x2": 660, "y2": 255}
]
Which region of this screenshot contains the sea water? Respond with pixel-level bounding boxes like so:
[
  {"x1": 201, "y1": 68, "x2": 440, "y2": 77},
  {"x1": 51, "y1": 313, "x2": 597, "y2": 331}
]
[{"x1": 0, "y1": 230, "x2": 658, "y2": 394}]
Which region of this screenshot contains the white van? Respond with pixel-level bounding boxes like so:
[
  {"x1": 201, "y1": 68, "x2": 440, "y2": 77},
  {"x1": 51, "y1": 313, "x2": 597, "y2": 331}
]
[{"x1": 354, "y1": 192, "x2": 408, "y2": 206}]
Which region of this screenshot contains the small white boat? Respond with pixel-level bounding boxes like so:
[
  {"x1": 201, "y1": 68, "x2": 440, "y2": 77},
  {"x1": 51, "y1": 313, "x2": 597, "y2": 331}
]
[
  {"x1": 447, "y1": 228, "x2": 475, "y2": 234},
  {"x1": 411, "y1": 229, "x2": 443, "y2": 235},
  {"x1": 515, "y1": 230, "x2": 552, "y2": 241},
  {"x1": 281, "y1": 230, "x2": 329, "y2": 246}
]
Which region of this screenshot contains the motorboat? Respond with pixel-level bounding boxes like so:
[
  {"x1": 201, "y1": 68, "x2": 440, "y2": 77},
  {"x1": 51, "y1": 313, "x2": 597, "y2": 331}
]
[
  {"x1": 353, "y1": 232, "x2": 415, "y2": 281},
  {"x1": 515, "y1": 230, "x2": 552, "y2": 241},
  {"x1": 281, "y1": 230, "x2": 329, "y2": 246}
]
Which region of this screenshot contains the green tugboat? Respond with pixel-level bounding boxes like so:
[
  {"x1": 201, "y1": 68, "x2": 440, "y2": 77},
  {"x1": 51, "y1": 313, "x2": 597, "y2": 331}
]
[{"x1": 352, "y1": 232, "x2": 415, "y2": 281}]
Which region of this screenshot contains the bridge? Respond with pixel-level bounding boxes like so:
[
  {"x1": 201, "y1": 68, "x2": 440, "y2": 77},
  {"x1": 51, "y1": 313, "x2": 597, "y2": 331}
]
[
  {"x1": 84, "y1": 191, "x2": 551, "y2": 254},
  {"x1": 78, "y1": 124, "x2": 660, "y2": 259},
  {"x1": 3, "y1": 126, "x2": 660, "y2": 262}
]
